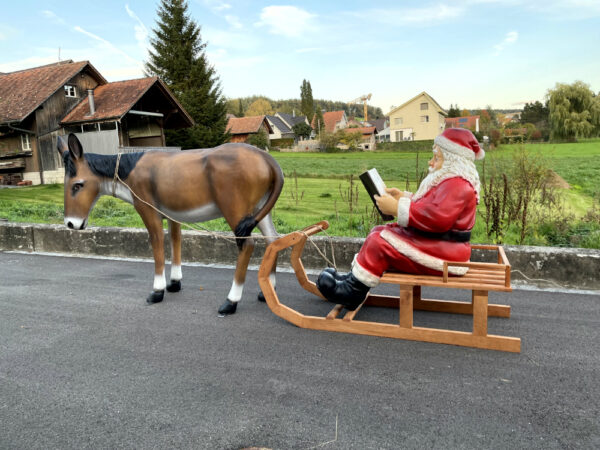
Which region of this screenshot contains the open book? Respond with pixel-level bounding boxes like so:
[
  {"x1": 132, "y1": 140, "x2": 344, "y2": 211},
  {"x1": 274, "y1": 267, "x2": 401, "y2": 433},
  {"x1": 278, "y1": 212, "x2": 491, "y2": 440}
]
[{"x1": 359, "y1": 168, "x2": 395, "y2": 221}]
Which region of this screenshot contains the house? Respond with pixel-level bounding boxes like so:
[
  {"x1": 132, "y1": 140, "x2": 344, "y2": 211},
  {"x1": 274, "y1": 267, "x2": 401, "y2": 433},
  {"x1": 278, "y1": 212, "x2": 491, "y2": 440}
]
[
  {"x1": 312, "y1": 110, "x2": 348, "y2": 133},
  {"x1": 226, "y1": 116, "x2": 273, "y2": 144},
  {"x1": 266, "y1": 115, "x2": 294, "y2": 144},
  {"x1": 445, "y1": 115, "x2": 480, "y2": 132},
  {"x1": 0, "y1": 60, "x2": 193, "y2": 185},
  {"x1": 276, "y1": 112, "x2": 309, "y2": 130},
  {"x1": 387, "y1": 92, "x2": 446, "y2": 142},
  {"x1": 342, "y1": 126, "x2": 378, "y2": 150}
]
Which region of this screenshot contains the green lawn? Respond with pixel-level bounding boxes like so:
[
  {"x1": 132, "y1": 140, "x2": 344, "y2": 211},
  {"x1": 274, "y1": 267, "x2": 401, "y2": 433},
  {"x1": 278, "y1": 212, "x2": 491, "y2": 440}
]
[{"x1": 1, "y1": 139, "x2": 599, "y2": 247}]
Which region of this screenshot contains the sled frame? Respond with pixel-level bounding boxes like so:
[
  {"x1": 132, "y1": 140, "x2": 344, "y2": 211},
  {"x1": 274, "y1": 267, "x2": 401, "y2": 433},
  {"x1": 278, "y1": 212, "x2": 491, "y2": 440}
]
[{"x1": 258, "y1": 221, "x2": 520, "y2": 353}]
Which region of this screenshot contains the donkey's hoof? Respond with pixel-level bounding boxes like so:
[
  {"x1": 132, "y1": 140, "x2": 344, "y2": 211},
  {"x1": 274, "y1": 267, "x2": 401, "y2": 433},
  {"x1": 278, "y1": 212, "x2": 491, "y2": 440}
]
[
  {"x1": 146, "y1": 290, "x2": 164, "y2": 304},
  {"x1": 166, "y1": 280, "x2": 181, "y2": 292},
  {"x1": 218, "y1": 299, "x2": 237, "y2": 315}
]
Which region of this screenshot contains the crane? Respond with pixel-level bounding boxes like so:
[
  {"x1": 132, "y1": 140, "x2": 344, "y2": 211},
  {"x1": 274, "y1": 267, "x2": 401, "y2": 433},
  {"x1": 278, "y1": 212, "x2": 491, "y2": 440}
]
[{"x1": 348, "y1": 93, "x2": 372, "y2": 122}]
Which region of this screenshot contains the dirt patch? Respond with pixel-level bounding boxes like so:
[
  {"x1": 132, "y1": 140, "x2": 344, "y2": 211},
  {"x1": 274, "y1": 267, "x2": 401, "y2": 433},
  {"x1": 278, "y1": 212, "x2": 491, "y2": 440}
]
[{"x1": 545, "y1": 170, "x2": 571, "y2": 189}]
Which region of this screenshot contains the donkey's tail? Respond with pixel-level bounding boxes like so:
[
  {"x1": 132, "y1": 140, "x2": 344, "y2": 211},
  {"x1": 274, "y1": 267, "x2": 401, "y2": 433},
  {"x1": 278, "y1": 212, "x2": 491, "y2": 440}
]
[{"x1": 234, "y1": 152, "x2": 284, "y2": 249}]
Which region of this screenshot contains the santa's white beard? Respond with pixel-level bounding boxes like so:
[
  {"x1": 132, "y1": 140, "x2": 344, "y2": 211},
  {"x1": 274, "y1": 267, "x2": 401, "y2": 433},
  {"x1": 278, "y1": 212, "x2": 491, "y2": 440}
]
[{"x1": 413, "y1": 152, "x2": 481, "y2": 202}]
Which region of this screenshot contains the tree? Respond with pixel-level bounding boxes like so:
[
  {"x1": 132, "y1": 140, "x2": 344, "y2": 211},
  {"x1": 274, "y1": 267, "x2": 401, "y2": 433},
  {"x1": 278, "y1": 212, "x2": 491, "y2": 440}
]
[
  {"x1": 145, "y1": 0, "x2": 228, "y2": 149},
  {"x1": 313, "y1": 107, "x2": 325, "y2": 135},
  {"x1": 447, "y1": 104, "x2": 461, "y2": 118},
  {"x1": 245, "y1": 98, "x2": 273, "y2": 116},
  {"x1": 300, "y1": 79, "x2": 315, "y2": 123},
  {"x1": 319, "y1": 130, "x2": 339, "y2": 150},
  {"x1": 547, "y1": 81, "x2": 600, "y2": 141},
  {"x1": 292, "y1": 122, "x2": 312, "y2": 140},
  {"x1": 520, "y1": 101, "x2": 549, "y2": 127},
  {"x1": 247, "y1": 129, "x2": 269, "y2": 150},
  {"x1": 339, "y1": 130, "x2": 363, "y2": 150},
  {"x1": 237, "y1": 99, "x2": 244, "y2": 117}
]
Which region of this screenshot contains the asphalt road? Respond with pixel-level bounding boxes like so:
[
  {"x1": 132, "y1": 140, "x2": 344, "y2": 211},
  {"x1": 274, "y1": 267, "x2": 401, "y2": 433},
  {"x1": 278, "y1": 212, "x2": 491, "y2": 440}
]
[{"x1": 1, "y1": 252, "x2": 599, "y2": 450}]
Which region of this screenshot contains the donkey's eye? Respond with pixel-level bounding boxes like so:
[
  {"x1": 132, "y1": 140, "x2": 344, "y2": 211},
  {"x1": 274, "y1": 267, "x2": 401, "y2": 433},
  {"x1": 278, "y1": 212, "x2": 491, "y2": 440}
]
[{"x1": 71, "y1": 182, "x2": 84, "y2": 195}]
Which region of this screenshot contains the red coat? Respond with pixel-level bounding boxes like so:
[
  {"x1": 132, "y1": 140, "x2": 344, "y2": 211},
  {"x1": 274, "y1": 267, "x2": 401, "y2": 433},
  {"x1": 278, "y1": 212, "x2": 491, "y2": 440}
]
[{"x1": 353, "y1": 177, "x2": 477, "y2": 286}]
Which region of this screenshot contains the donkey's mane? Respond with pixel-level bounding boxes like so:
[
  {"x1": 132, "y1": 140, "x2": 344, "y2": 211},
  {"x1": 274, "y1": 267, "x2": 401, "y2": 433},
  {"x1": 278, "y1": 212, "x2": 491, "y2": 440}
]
[{"x1": 64, "y1": 152, "x2": 144, "y2": 180}]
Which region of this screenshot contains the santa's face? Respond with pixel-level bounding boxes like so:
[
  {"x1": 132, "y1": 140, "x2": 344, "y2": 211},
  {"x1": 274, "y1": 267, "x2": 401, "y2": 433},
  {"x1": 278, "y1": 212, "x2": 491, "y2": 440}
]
[{"x1": 428, "y1": 147, "x2": 444, "y2": 173}]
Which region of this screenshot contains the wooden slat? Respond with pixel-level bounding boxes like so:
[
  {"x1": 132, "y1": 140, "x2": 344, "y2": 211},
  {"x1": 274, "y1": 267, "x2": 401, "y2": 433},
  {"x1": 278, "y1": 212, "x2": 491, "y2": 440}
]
[
  {"x1": 472, "y1": 290, "x2": 488, "y2": 336},
  {"x1": 326, "y1": 304, "x2": 343, "y2": 320},
  {"x1": 399, "y1": 286, "x2": 413, "y2": 328}
]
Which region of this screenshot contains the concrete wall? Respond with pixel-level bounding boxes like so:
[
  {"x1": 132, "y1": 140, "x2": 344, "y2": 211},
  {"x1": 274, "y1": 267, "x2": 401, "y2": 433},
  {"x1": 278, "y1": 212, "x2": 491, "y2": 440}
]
[{"x1": 1, "y1": 222, "x2": 599, "y2": 291}]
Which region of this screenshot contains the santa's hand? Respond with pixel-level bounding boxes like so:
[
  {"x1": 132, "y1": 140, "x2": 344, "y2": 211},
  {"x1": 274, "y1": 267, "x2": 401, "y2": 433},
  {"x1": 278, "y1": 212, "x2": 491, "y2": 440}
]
[
  {"x1": 385, "y1": 187, "x2": 403, "y2": 200},
  {"x1": 374, "y1": 194, "x2": 398, "y2": 217}
]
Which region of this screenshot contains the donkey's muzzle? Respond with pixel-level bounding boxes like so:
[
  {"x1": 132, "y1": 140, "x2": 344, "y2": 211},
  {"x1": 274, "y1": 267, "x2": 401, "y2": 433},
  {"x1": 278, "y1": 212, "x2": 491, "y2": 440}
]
[{"x1": 65, "y1": 218, "x2": 86, "y2": 230}]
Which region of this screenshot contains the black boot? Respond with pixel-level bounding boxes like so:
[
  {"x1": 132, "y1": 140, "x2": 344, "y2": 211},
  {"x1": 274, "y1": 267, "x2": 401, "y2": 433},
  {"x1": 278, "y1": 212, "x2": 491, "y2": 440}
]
[
  {"x1": 323, "y1": 267, "x2": 349, "y2": 281},
  {"x1": 316, "y1": 271, "x2": 370, "y2": 311}
]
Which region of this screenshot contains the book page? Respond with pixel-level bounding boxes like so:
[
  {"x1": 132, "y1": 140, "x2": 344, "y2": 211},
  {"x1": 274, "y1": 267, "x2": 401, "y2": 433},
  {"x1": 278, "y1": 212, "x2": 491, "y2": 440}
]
[{"x1": 367, "y1": 168, "x2": 387, "y2": 196}]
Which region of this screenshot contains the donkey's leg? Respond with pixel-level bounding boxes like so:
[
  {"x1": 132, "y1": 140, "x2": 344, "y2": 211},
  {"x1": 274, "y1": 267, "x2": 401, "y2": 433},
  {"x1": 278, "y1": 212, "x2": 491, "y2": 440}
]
[
  {"x1": 218, "y1": 237, "x2": 255, "y2": 315},
  {"x1": 137, "y1": 207, "x2": 166, "y2": 304},
  {"x1": 256, "y1": 213, "x2": 278, "y2": 302},
  {"x1": 167, "y1": 220, "x2": 182, "y2": 293}
]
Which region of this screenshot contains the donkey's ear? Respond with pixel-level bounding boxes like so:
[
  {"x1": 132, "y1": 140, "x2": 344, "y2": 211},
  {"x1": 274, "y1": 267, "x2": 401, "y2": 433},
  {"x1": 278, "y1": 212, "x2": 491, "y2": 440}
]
[
  {"x1": 67, "y1": 133, "x2": 84, "y2": 160},
  {"x1": 57, "y1": 135, "x2": 69, "y2": 156}
]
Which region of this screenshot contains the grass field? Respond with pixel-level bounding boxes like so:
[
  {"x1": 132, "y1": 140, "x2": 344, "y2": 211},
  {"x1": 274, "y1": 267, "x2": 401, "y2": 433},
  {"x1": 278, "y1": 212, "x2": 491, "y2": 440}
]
[{"x1": 1, "y1": 139, "x2": 599, "y2": 247}]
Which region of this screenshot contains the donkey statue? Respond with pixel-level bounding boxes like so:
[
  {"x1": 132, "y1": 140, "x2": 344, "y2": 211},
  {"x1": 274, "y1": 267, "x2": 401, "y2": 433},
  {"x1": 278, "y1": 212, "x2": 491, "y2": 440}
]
[{"x1": 57, "y1": 134, "x2": 284, "y2": 315}]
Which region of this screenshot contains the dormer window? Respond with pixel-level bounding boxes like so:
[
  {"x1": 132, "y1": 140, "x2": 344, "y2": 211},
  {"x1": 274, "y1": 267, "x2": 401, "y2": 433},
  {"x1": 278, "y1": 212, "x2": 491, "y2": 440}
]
[
  {"x1": 64, "y1": 85, "x2": 77, "y2": 97},
  {"x1": 21, "y1": 134, "x2": 31, "y2": 151}
]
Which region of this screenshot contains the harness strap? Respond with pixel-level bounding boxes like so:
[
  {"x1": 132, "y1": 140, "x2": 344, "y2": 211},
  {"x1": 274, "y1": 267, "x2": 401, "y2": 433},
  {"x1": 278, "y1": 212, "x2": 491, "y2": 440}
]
[{"x1": 112, "y1": 153, "x2": 122, "y2": 197}]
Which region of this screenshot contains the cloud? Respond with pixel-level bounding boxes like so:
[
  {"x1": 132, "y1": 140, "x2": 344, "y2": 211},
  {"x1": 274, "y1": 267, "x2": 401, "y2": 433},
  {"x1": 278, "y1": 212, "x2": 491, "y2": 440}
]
[
  {"x1": 494, "y1": 31, "x2": 518, "y2": 55},
  {"x1": 351, "y1": 4, "x2": 464, "y2": 26},
  {"x1": 203, "y1": 0, "x2": 231, "y2": 12},
  {"x1": 74, "y1": 26, "x2": 143, "y2": 70},
  {"x1": 41, "y1": 10, "x2": 66, "y2": 25},
  {"x1": 255, "y1": 6, "x2": 316, "y2": 37},
  {"x1": 224, "y1": 15, "x2": 242, "y2": 29},
  {"x1": 125, "y1": 4, "x2": 149, "y2": 54}
]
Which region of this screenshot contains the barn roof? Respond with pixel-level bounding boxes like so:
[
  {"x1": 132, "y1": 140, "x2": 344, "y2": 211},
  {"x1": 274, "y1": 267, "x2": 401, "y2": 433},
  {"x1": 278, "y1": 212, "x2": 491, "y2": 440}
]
[
  {"x1": 227, "y1": 116, "x2": 272, "y2": 134},
  {"x1": 60, "y1": 77, "x2": 193, "y2": 128},
  {"x1": 0, "y1": 60, "x2": 106, "y2": 124}
]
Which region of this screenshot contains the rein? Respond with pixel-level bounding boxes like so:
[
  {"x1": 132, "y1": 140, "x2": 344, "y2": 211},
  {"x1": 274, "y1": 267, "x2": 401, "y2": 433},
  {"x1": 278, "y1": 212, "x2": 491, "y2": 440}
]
[{"x1": 110, "y1": 154, "x2": 338, "y2": 269}]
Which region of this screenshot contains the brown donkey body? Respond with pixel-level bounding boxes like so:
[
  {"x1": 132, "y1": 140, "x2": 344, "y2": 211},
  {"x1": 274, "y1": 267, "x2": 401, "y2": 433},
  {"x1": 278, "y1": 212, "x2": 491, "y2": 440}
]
[{"x1": 57, "y1": 134, "x2": 284, "y2": 314}]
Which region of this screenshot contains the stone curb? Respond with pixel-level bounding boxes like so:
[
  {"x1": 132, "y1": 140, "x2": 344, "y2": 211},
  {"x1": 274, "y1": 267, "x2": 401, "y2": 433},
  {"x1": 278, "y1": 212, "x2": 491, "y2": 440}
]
[{"x1": 1, "y1": 222, "x2": 599, "y2": 291}]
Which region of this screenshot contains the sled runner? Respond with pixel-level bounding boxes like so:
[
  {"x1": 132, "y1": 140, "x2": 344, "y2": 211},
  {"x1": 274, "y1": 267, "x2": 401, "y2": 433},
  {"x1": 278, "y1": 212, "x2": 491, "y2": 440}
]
[{"x1": 258, "y1": 221, "x2": 520, "y2": 353}]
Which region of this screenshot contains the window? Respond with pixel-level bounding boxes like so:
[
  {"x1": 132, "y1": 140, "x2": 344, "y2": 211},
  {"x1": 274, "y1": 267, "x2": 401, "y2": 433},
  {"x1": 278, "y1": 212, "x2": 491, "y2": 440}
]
[
  {"x1": 420, "y1": 102, "x2": 428, "y2": 110},
  {"x1": 420, "y1": 115, "x2": 430, "y2": 122},
  {"x1": 82, "y1": 123, "x2": 98, "y2": 133},
  {"x1": 459, "y1": 118, "x2": 468, "y2": 123},
  {"x1": 64, "y1": 85, "x2": 77, "y2": 97},
  {"x1": 21, "y1": 134, "x2": 31, "y2": 151},
  {"x1": 394, "y1": 117, "x2": 403, "y2": 126},
  {"x1": 99, "y1": 121, "x2": 117, "y2": 131},
  {"x1": 395, "y1": 130, "x2": 404, "y2": 141}
]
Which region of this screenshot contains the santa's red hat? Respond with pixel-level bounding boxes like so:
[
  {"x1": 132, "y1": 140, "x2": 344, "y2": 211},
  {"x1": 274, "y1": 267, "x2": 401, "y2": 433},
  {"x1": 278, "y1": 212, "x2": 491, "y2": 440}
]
[{"x1": 434, "y1": 128, "x2": 485, "y2": 161}]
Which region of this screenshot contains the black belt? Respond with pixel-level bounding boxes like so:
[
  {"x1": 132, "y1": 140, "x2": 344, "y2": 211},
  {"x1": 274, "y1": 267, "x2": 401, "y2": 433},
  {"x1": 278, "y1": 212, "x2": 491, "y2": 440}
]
[{"x1": 408, "y1": 227, "x2": 471, "y2": 242}]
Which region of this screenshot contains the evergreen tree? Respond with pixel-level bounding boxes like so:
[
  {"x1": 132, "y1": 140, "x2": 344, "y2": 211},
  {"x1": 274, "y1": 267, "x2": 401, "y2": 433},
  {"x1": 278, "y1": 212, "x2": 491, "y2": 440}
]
[
  {"x1": 145, "y1": 0, "x2": 228, "y2": 149},
  {"x1": 447, "y1": 104, "x2": 461, "y2": 118},
  {"x1": 237, "y1": 99, "x2": 244, "y2": 117},
  {"x1": 313, "y1": 107, "x2": 325, "y2": 135},
  {"x1": 300, "y1": 79, "x2": 315, "y2": 123}
]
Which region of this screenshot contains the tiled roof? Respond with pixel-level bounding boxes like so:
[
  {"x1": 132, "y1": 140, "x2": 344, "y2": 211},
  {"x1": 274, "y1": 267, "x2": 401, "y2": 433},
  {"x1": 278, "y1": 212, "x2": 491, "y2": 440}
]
[
  {"x1": 266, "y1": 115, "x2": 291, "y2": 133},
  {"x1": 61, "y1": 77, "x2": 159, "y2": 124},
  {"x1": 445, "y1": 115, "x2": 480, "y2": 130},
  {"x1": 342, "y1": 126, "x2": 377, "y2": 135},
  {"x1": 0, "y1": 60, "x2": 105, "y2": 123},
  {"x1": 318, "y1": 110, "x2": 345, "y2": 133},
  {"x1": 227, "y1": 116, "x2": 267, "y2": 134},
  {"x1": 370, "y1": 118, "x2": 387, "y2": 132}
]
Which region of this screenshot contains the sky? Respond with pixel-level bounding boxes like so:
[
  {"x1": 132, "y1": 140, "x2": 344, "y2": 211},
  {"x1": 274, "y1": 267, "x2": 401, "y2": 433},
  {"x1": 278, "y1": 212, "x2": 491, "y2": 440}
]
[{"x1": 1, "y1": 0, "x2": 599, "y2": 113}]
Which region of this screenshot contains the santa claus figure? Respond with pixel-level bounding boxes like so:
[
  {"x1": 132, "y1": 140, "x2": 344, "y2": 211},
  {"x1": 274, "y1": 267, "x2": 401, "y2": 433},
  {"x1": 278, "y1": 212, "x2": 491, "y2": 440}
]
[{"x1": 317, "y1": 127, "x2": 485, "y2": 311}]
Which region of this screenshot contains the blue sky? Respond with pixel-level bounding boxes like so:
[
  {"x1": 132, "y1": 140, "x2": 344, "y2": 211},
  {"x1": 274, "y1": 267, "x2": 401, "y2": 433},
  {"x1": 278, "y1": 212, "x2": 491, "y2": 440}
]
[{"x1": 1, "y1": 1, "x2": 599, "y2": 113}]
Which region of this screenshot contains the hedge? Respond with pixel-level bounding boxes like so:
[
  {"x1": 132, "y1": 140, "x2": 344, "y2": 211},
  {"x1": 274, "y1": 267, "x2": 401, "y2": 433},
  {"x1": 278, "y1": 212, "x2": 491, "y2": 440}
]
[{"x1": 376, "y1": 140, "x2": 434, "y2": 152}]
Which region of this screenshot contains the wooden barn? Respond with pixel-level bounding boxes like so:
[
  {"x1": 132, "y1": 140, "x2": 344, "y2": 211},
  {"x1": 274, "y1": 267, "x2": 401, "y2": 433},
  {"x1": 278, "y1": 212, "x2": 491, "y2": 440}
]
[{"x1": 0, "y1": 60, "x2": 193, "y2": 185}]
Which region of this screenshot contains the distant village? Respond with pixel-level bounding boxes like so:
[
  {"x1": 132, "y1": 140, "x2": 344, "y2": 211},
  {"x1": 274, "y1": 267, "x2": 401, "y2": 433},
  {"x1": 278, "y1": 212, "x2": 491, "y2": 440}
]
[{"x1": 0, "y1": 60, "x2": 522, "y2": 186}]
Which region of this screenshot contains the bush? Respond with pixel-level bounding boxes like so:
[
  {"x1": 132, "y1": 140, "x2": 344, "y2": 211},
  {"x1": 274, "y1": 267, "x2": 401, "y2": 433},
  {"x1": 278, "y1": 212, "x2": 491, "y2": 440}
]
[
  {"x1": 247, "y1": 129, "x2": 269, "y2": 150},
  {"x1": 530, "y1": 130, "x2": 542, "y2": 141}
]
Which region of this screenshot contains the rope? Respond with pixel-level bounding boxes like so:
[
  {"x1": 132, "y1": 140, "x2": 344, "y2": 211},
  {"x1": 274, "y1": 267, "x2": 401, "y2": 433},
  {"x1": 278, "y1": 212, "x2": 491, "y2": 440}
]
[{"x1": 111, "y1": 157, "x2": 339, "y2": 269}]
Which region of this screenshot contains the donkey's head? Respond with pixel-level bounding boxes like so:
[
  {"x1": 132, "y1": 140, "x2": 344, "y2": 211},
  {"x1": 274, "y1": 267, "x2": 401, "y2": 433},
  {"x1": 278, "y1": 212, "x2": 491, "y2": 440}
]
[{"x1": 57, "y1": 134, "x2": 102, "y2": 230}]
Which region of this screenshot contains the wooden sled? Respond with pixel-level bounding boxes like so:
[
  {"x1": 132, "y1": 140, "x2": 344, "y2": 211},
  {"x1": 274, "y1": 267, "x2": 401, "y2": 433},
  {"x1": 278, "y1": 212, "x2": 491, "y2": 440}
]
[{"x1": 258, "y1": 221, "x2": 520, "y2": 353}]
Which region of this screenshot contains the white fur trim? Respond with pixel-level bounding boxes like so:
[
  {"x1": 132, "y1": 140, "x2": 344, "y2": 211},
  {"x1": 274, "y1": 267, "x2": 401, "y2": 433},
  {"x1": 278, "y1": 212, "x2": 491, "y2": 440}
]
[
  {"x1": 351, "y1": 260, "x2": 381, "y2": 287},
  {"x1": 380, "y1": 229, "x2": 469, "y2": 276},
  {"x1": 397, "y1": 197, "x2": 411, "y2": 227},
  {"x1": 435, "y1": 135, "x2": 481, "y2": 161}
]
